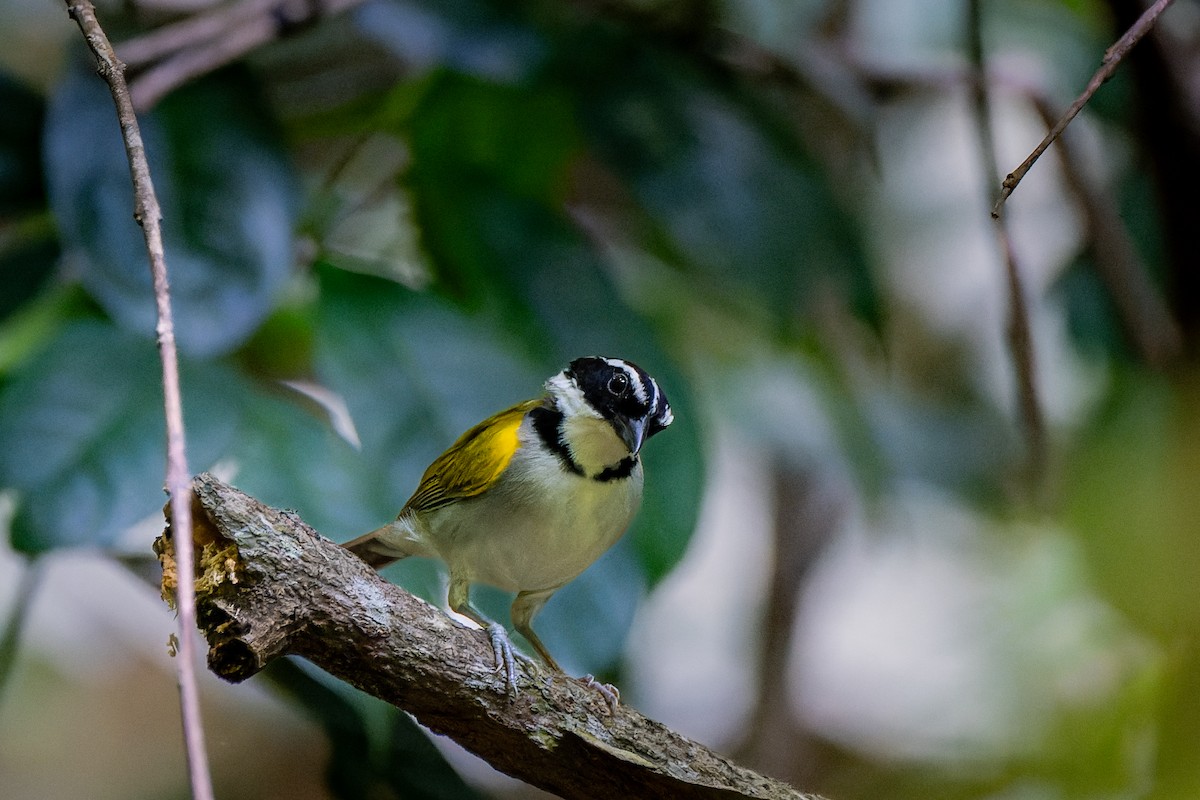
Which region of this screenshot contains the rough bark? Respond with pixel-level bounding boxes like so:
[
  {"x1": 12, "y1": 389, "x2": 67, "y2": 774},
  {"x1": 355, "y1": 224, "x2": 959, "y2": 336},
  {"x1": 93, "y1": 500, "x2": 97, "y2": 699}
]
[{"x1": 156, "y1": 472, "x2": 820, "y2": 800}]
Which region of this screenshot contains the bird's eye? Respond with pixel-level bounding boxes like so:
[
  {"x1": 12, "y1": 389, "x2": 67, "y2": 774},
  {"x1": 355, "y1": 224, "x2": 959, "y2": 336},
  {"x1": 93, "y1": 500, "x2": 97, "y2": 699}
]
[{"x1": 607, "y1": 373, "x2": 629, "y2": 396}]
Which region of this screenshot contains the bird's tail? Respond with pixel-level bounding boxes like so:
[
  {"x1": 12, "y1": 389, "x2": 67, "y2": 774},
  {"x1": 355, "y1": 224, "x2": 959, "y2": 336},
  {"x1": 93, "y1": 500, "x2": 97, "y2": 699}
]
[{"x1": 342, "y1": 521, "x2": 423, "y2": 570}]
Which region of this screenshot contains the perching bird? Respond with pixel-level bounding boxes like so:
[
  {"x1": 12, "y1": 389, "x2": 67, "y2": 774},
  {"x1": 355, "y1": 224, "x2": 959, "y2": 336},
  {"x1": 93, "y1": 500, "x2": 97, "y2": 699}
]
[{"x1": 343, "y1": 356, "x2": 673, "y2": 708}]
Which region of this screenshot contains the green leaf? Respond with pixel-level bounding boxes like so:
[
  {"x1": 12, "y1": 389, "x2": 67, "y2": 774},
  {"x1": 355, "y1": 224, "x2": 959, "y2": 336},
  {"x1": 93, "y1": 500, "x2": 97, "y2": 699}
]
[
  {"x1": 0, "y1": 320, "x2": 237, "y2": 553},
  {"x1": 0, "y1": 316, "x2": 371, "y2": 554},
  {"x1": 1063, "y1": 371, "x2": 1197, "y2": 635},
  {"x1": 520, "y1": 540, "x2": 644, "y2": 675},
  {"x1": 402, "y1": 71, "x2": 580, "y2": 307},
  {"x1": 561, "y1": 36, "x2": 880, "y2": 329},
  {"x1": 0, "y1": 223, "x2": 59, "y2": 323},
  {"x1": 43, "y1": 58, "x2": 298, "y2": 356},
  {"x1": 263, "y1": 658, "x2": 480, "y2": 800},
  {"x1": 0, "y1": 71, "x2": 45, "y2": 215},
  {"x1": 1052, "y1": 256, "x2": 1132, "y2": 363},
  {"x1": 409, "y1": 72, "x2": 577, "y2": 202},
  {"x1": 355, "y1": 0, "x2": 545, "y2": 82},
  {"x1": 224, "y1": 384, "x2": 380, "y2": 540}
]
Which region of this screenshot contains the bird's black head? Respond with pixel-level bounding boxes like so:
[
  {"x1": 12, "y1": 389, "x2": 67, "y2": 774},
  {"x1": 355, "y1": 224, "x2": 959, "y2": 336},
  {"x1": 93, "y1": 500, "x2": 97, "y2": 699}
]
[{"x1": 563, "y1": 356, "x2": 673, "y2": 453}]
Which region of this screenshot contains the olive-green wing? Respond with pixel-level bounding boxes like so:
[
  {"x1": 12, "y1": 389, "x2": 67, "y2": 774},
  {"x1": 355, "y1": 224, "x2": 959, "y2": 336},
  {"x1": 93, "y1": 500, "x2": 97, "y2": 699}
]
[{"x1": 401, "y1": 399, "x2": 541, "y2": 514}]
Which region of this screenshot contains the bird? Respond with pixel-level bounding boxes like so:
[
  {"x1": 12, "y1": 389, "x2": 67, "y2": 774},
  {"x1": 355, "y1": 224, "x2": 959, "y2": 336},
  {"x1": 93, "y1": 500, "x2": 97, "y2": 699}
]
[{"x1": 343, "y1": 355, "x2": 673, "y2": 709}]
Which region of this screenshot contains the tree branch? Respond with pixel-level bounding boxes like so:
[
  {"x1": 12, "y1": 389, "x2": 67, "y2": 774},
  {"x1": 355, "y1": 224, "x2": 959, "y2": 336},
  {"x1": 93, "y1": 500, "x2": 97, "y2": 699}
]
[
  {"x1": 157, "y1": 473, "x2": 821, "y2": 800},
  {"x1": 992, "y1": 0, "x2": 1175, "y2": 216},
  {"x1": 967, "y1": 0, "x2": 1046, "y2": 498},
  {"x1": 1026, "y1": 93, "x2": 1182, "y2": 366},
  {"x1": 61, "y1": 3, "x2": 214, "y2": 799},
  {"x1": 117, "y1": 0, "x2": 366, "y2": 111},
  {"x1": 845, "y1": 56, "x2": 1183, "y2": 368}
]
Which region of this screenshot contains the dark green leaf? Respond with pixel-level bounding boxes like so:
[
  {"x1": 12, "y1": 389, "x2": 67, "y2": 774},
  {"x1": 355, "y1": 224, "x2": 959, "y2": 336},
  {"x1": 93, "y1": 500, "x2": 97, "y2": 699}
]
[
  {"x1": 44, "y1": 58, "x2": 298, "y2": 356},
  {"x1": 0, "y1": 71, "x2": 45, "y2": 214},
  {"x1": 1052, "y1": 256, "x2": 1132, "y2": 363},
  {"x1": 408, "y1": 73, "x2": 577, "y2": 202},
  {"x1": 355, "y1": 0, "x2": 545, "y2": 81},
  {"x1": 0, "y1": 321, "x2": 237, "y2": 552},
  {"x1": 561, "y1": 36, "x2": 880, "y2": 329},
  {"x1": 0, "y1": 317, "x2": 371, "y2": 554},
  {"x1": 520, "y1": 540, "x2": 644, "y2": 675},
  {"x1": 0, "y1": 228, "x2": 59, "y2": 322},
  {"x1": 225, "y1": 383, "x2": 380, "y2": 540},
  {"x1": 263, "y1": 658, "x2": 480, "y2": 800},
  {"x1": 402, "y1": 71, "x2": 579, "y2": 307}
]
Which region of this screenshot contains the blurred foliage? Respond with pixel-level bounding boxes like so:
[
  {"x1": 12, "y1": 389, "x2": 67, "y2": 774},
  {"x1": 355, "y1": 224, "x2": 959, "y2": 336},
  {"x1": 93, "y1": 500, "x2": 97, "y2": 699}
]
[
  {"x1": 1, "y1": 0, "x2": 1199, "y2": 798},
  {"x1": 44, "y1": 59, "x2": 299, "y2": 356},
  {"x1": 264, "y1": 658, "x2": 484, "y2": 800}
]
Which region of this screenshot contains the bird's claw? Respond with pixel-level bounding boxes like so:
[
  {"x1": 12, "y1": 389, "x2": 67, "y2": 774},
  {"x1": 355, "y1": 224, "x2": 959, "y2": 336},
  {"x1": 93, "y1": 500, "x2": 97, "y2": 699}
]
[
  {"x1": 485, "y1": 622, "x2": 525, "y2": 696},
  {"x1": 580, "y1": 674, "x2": 620, "y2": 714}
]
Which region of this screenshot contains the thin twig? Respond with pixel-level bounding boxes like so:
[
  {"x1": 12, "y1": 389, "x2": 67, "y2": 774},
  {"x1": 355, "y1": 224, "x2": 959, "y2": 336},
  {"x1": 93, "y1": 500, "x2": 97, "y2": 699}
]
[
  {"x1": 967, "y1": 0, "x2": 1047, "y2": 493},
  {"x1": 129, "y1": 14, "x2": 280, "y2": 111},
  {"x1": 992, "y1": 0, "x2": 1176, "y2": 216},
  {"x1": 61, "y1": 3, "x2": 214, "y2": 800},
  {"x1": 119, "y1": 0, "x2": 284, "y2": 67},
  {"x1": 738, "y1": 465, "x2": 842, "y2": 784},
  {"x1": 117, "y1": 0, "x2": 366, "y2": 111},
  {"x1": 1028, "y1": 95, "x2": 1182, "y2": 365},
  {"x1": 846, "y1": 56, "x2": 1183, "y2": 367},
  {"x1": 0, "y1": 558, "x2": 45, "y2": 710}
]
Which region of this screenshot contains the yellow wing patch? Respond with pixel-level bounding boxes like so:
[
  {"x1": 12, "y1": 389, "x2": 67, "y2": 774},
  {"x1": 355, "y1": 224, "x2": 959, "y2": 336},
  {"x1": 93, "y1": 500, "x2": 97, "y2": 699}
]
[{"x1": 401, "y1": 399, "x2": 540, "y2": 514}]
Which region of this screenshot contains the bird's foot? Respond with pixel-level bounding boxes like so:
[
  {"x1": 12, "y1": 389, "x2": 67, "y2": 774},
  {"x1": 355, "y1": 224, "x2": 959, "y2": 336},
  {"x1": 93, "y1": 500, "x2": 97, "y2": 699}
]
[
  {"x1": 485, "y1": 622, "x2": 530, "y2": 696},
  {"x1": 579, "y1": 674, "x2": 620, "y2": 714}
]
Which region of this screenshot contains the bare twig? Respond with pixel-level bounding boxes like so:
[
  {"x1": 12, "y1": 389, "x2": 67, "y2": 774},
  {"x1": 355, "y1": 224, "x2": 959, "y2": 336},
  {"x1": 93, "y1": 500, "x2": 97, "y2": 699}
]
[
  {"x1": 967, "y1": 0, "x2": 1047, "y2": 493},
  {"x1": 160, "y1": 473, "x2": 823, "y2": 800},
  {"x1": 1027, "y1": 95, "x2": 1182, "y2": 365},
  {"x1": 61, "y1": 3, "x2": 213, "y2": 799},
  {"x1": 129, "y1": 14, "x2": 279, "y2": 111},
  {"x1": 845, "y1": 56, "x2": 1183, "y2": 368},
  {"x1": 0, "y1": 558, "x2": 45, "y2": 709},
  {"x1": 738, "y1": 465, "x2": 842, "y2": 785},
  {"x1": 119, "y1": 0, "x2": 287, "y2": 67},
  {"x1": 117, "y1": 0, "x2": 366, "y2": 111},
  {"x1": 992, "y1": 0, "x2": 1176, "y2": 216}
]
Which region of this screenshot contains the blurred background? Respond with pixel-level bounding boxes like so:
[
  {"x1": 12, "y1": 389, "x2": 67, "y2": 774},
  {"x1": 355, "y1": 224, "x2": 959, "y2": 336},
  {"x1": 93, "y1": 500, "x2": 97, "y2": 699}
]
[{"x1": 1, "y1": 0, "x2": 1198, "y2": 798}]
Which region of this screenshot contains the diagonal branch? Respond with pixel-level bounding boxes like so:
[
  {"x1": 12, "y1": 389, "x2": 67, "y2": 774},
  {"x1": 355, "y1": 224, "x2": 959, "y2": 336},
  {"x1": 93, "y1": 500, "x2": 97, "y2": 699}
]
[
  {"x1": 845, "y1": 56, "x2": 1182, "y2": 368},
  {"x1": 61, "y1": 3, "x2": 213, "y2": 799},
  {"x1": 117, "y1": 0, "x2": 367, "y2": 111},
  {"x1": 1025, "y1": 94, "x2": 1182, "y2": 366},
  {"x1": 158, "y1": 473, "x2": 822, "y2": 800},
  {"x1": 992, "y1": 0, "x2": 1176, "y2": 216}
]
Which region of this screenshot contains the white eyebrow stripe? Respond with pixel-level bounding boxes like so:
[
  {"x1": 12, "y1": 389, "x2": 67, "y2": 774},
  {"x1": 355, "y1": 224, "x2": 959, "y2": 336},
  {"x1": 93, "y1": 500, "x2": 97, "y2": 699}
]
[
  {"x1": 649, "y1": 376, "x2": 673, "y2": 425},
  {"x1": 605, "y1": 357, "x2": 647, "y2": 404}
]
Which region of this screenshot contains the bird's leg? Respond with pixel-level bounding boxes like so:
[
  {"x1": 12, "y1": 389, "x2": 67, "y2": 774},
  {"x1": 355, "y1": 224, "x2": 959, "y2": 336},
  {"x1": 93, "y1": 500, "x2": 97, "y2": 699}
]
[
  {"x1": 510, "y1": 588, "x2": 560, "y2": 670},
  {"x1": 448, "y1": 574, "x2": 526, "y2": 695},
  {"x1": 512, "y1": 589, "x2": 620, "y2": 714}
]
